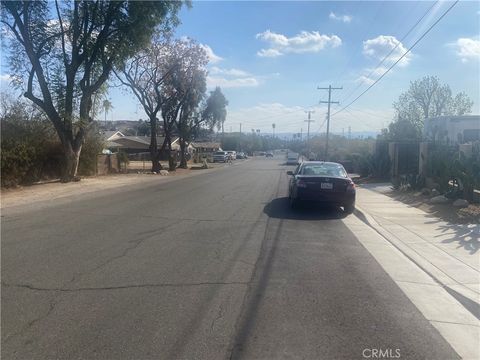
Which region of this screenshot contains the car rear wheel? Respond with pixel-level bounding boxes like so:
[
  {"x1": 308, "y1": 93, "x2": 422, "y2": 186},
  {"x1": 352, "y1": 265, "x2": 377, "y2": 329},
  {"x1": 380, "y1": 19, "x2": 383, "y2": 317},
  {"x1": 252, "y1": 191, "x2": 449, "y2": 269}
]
[
  {"x1": 289, "y1": 196, "x2": 298, "y2": 209},
  {"x1": 344, "y1": 203, "x2": 355, "y2": 214}
]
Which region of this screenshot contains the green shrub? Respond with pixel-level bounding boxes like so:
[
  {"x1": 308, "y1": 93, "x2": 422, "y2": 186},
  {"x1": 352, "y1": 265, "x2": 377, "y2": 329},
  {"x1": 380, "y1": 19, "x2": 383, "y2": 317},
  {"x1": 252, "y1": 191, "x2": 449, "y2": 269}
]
[
  {"x1": 349, "y1": 152, "x2": 390, "y2": 179},
  {"x1": 450, "y1": 143, "x2": 480, "y2": 201},
  {"x1": 1, "y1": 97, "x2": 63, "y2": 186},
  {"x1": 1, "y1": 141, "x2": 36, "y2": 187},
  {"x1": 78, "y1": 129, "x2": 105, "y2": 176}
]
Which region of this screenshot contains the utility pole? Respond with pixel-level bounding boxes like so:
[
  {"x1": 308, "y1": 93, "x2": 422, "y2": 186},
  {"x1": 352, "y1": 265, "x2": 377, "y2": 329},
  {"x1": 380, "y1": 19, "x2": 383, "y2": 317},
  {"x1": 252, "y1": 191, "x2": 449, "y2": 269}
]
[
  {"x1": 304, "y1": 110, "x2": 315, "y2": 156},
  {"x1": 318, "y1": 85, "x2": 342, "y2": 160},
  {"x1": 239, "y1": 123, "x2": 242, "y2": 151}
]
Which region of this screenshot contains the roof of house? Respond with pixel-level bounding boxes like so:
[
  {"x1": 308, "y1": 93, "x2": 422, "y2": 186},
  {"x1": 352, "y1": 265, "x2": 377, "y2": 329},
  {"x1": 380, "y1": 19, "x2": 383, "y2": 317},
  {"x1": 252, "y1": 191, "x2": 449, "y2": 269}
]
[
  {"x1": 103, "y1": 130, "x2": 125, "y2": 141},
  {"x1": 105, "y1": 136, "x2": 183, "y2": 150},
  {"x1": 191, "y1": 142, "x2": 222, "y2": 149},
  {"x1": 105, "y1": 140, "x2": 124, "y2": 148}
]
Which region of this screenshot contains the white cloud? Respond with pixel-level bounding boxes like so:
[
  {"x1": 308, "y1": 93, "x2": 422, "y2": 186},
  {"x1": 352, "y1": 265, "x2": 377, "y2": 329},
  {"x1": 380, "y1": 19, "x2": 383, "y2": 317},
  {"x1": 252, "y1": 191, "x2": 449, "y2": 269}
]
[
  {"x1": 256, "y1": 30, "x2": 342, "y2": 57},
  {"x1": 363, "y1": 35, "x2": 411, "y2": 67},
  {"x1": 355, "y1": 75, "x2": 376, "y2": 86},
  {"x1": 355, "y1": 66, "x2": 388, "y2": 85},
  {"x1": 207, "y1": 65, "x2": 260, "y2": 89},
  {"x1": 0, "y1": 74, "x2": 14, "y2": 90},
  {"x1": 209, "y1": 67, "x2": 251, "y2": 77},
  {"x1": 0, "y1": 74, "x2": 12, "y2": 82},
  {"x1": 454, "y1": 37, "x2": 480, "y2": 63},
  {"x1": 329, "y1": 12, "x2": 352, "y2": 23},
  {"x1": 257, "y1": 48, "x2": 283, "y2": 58},
  {"x1": 207, "y1": 76, "x2": 259, "y2": 89},
  {"x1": 199, "y1": 44, "x2": 223, "y2": 64}
]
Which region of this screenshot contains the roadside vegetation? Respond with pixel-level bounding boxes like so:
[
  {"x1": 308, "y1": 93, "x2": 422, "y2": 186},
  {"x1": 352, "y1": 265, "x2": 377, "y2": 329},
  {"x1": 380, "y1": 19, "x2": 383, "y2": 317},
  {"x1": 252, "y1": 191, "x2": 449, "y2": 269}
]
[
  {"x1": 0, "y1": 94, "x2": 105, "y2": 187},
  {"x1": 1, "y1": 0, "x2": 228, "y2": 182},
  {"x1": 1, "y1": 1, "x2": 185, "y2": 182}
]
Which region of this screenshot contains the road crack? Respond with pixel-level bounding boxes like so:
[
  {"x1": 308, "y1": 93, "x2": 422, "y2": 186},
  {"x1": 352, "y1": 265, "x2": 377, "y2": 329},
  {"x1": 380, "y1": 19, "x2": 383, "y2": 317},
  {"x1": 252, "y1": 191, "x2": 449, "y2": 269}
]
[
  {"x1": 3, "y1": 297, "x2": 58, "y2": 343},
  {"x1": 2, "y1": 281, "x2": 250, "y2": 293}
]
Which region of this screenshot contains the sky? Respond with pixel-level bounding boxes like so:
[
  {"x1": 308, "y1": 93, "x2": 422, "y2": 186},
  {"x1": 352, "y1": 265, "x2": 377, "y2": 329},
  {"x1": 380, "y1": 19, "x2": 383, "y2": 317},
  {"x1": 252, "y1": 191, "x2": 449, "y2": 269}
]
[{"x1": 1, "y1": 1, "x2": 479, "y2": 135}]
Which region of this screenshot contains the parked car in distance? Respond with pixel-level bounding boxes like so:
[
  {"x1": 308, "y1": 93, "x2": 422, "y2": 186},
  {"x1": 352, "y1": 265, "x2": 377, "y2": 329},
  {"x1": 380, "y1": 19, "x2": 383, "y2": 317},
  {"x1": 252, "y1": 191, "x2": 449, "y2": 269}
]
[
  {"x1": 226, "y1": 151, "x2": 237, "y2": 160},
  {"x1": 213, "y1": 151, "x2": 229, "y2": 163},
  {"x1": 237, "y1": 152, "x2": 248, "y2": 159},
  {"x1": 286, "y1": 152, "x2": 299, "y2": 165},
  {"x1": 265, "y1": 152, "x2": 274, "y2": 157},
  {"x1": 287, "y1": 161, "x2": 356, "y2": 213}
]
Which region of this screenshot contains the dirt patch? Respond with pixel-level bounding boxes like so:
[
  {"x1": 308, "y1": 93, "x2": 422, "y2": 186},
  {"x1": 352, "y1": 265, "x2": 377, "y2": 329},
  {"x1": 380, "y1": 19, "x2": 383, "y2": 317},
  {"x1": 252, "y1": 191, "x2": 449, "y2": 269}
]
[{"x1": 0, "y1": 165, "x2": 218, "y2": 210}]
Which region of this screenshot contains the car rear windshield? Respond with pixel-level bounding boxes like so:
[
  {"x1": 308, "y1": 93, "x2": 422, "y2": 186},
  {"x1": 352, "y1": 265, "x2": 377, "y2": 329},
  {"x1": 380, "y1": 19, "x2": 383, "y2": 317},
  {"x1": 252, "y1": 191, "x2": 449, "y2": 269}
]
[
  {"x1": 300, "y1": 164, "x2": 347, "y2": 177},
  {"x1": 214, "y1": 152, "x2": 226, "y2": 155}
]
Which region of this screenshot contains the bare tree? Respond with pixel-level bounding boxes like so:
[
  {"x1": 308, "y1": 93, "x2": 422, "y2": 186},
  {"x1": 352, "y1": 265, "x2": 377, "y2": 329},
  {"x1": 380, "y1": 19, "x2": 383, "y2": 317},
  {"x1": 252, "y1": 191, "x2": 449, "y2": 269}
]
[
  {"x1": 115, "y1": 40, "x2": 172, "y2": 172},
  {"x1": 114, "y1": 37, "x2": 202, "y2": 172}
]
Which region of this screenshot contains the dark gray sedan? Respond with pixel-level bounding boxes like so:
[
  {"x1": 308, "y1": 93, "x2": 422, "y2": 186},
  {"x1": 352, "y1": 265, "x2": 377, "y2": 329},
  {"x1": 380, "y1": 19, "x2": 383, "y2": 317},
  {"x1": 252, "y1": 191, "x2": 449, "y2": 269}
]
[{"x1": 287, "y1": 161, "x2": 356, "y2": 213}]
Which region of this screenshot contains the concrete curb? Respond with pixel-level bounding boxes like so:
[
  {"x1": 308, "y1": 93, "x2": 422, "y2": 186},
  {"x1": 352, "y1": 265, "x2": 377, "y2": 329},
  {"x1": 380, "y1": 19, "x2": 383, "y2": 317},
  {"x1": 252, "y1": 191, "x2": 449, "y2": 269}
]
[{"x1": 354, "y1": 205, "x2": 480, "y2": 320}]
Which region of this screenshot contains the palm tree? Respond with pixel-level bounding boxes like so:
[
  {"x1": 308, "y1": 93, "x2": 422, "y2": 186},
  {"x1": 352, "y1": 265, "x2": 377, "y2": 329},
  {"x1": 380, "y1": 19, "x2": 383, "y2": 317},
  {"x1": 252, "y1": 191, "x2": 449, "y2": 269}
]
[{"x1": 102, "y1": 99, "x2": 113, "y2": 128}]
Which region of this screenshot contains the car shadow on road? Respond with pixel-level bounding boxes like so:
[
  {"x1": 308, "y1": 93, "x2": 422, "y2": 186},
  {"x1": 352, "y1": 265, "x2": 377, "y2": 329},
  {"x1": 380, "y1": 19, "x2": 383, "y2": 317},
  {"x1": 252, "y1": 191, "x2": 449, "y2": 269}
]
[{"x1": 263, "y1": 197, "x2": 348, "y2": 220}]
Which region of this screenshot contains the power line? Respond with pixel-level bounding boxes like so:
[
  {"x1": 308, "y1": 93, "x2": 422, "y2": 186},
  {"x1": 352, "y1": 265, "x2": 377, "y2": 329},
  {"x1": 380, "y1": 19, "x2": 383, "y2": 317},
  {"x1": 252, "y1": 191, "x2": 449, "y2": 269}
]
[
  {"x1": 331, "y1": 0, "x2": 459, "y2": 118},
  {"x1": 347, "y1": 106, "x2": 392, "y2": 120},
  {"x1": 313, "y1": 116, "x2": 328, "y2": 134},
  {"x1": 339, "y1": 0, "x2": 439, "y2": 105}
]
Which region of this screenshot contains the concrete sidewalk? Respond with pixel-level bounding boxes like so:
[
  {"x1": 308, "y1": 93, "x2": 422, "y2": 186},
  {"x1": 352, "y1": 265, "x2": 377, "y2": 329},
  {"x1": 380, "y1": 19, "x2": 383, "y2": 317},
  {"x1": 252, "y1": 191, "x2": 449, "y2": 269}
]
[{"x1": 356, "y1": 184, "x2": 480, "y2": 312}]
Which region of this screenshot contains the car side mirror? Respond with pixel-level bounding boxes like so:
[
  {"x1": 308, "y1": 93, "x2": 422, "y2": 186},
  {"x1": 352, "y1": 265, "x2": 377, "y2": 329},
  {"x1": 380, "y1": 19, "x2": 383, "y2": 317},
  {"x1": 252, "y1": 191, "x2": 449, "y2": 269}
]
[{"x1": 287, "y1": 171, "x2": 293, "y2": 176}]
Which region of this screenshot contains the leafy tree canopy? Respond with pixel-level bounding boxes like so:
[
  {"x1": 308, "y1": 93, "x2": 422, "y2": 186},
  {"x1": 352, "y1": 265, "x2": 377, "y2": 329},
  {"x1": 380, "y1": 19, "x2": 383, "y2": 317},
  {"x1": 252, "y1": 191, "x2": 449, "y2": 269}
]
[
  {"x1": 203, "y1": 87, "x2": 228, "y2": 131},
  {"x1": 386, "y1": 75, "x2": 473, "y2": 141}
]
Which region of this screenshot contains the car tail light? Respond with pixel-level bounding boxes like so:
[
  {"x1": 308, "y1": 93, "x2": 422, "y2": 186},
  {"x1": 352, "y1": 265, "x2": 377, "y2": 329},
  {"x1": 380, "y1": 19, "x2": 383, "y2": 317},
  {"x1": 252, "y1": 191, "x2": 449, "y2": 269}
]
[
  {"x1": 346, "y1": 180, "x2": 355, "y2": 192},
  {"x1": 296, "y1": 179, "x2": 308, "y2": 188}
]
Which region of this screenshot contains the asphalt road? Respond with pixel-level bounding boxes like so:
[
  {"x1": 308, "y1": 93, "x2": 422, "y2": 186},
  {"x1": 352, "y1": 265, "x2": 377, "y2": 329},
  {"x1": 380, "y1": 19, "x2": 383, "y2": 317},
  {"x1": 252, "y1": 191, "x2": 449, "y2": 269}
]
[{"x1": 1, "y1": 157, "x2": 459, "y2": 359}]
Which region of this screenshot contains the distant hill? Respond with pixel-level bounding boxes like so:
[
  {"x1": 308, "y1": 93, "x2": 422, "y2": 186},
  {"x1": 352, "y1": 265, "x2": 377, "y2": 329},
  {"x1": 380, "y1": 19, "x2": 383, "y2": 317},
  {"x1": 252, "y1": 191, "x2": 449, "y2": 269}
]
[{"x1": 261, "y1": 131, "x2": 380, "y2": 140}]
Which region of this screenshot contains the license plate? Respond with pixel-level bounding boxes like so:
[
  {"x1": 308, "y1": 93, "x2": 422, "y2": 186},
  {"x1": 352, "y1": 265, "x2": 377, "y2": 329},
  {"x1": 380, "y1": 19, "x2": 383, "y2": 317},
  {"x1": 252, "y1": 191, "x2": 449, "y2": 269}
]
[{"x1": 321, "y1": 182, "x2": 333, "y2": 190}]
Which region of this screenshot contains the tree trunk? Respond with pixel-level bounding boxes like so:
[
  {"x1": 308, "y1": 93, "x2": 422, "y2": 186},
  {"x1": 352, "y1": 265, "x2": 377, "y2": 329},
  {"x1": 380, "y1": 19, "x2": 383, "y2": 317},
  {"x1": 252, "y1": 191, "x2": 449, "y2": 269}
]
[
  {"x1": 179, "y1": 138, "x2": 188, "y2": 169},
  {"x1": 149, "y1": 116, "x2": 162, "y2": 173},
  {"x1": 166, "y1": 133, "x2": 176, "y2": 171},
  {"x1": 61, "y1": 143, "x2": 82, "y2": 182}
]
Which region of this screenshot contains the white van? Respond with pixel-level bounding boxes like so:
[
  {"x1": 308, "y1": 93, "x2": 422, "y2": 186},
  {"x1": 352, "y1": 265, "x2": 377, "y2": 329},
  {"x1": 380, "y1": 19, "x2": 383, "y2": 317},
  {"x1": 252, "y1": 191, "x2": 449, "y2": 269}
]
[{"x1": 286, "y1": 152, "x2": 299, "y2": 165}]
